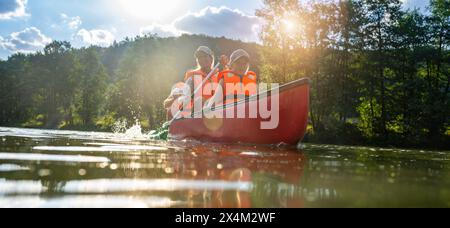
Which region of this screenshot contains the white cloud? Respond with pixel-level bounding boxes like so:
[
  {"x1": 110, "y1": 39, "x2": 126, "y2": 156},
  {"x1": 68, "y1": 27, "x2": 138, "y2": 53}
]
[
  {"x1": 140, "y1": 23, "x2": 186, "y2": 37},
  {"x1": 76, "y1": 29, "x2": 115, "y2": 47},
  {"x1": 0, "y1": 0, "x2": 28, "y2": 20},
  {"x1": 140, "y1": 6, "x2": 262, "y2": 42},
  {"x1": 61, "y1": 13, "x2": 82, "y2": 30},
  {"x1": 0, "y1": 27, "x2": 52, "y2": 54},
  {"x1": 110, "y1": 27, "x2": 118, "y2": 34}
]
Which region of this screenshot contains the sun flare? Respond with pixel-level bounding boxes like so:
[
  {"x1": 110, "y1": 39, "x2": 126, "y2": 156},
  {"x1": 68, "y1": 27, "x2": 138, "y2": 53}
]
[{"x1": 282, "y1": 19, "x2": 296, "y2": 33}]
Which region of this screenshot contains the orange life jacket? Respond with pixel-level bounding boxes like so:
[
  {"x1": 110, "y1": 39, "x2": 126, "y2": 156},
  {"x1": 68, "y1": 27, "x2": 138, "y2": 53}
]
[
  {"x1": 218, "y1": 70, "x2": 257, "y2": 104},
  {"x1": 184, "y1": 69, "x2": 219, "y2": 102}
]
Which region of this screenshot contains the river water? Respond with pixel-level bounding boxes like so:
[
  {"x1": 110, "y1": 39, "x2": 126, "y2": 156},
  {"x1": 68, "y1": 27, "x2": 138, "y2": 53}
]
[{"x1": 0, "y1": 127, "x2": 449, "y2": 208}]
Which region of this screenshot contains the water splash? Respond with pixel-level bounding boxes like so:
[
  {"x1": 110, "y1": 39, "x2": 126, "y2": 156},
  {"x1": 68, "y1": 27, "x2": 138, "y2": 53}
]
[
  {"x1": 112, "y1": 119, "x2": 148, "y2": 140},
  {"x1": 111, "y1": 118, "x2": 169, "y2": 141},
  {"x1": 124, "y1": 123, "x2": 144, "y2": 139},
  {"x1": 112, "y1": 119, "x2": 128, "y2": 134}
]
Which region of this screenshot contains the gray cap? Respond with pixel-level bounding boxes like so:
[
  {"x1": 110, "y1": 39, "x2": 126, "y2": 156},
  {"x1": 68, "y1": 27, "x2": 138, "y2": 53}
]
[
  {"x1": 195, "y1": 46, "x2": 214, "y2": 58},
  {"x1": 229, "y1": 49, "x2": 250, "y2": 65}
]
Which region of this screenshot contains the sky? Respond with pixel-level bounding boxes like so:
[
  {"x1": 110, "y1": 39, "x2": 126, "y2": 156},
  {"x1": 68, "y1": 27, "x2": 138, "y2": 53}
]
[{"x1": 0, "y1": 0, "x2": 429, "y2": 60}]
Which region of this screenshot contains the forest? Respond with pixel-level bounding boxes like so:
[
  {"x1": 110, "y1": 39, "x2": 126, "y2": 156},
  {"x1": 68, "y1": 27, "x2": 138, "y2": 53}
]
[{"x1": 0, "y1": 0, "x2": 448, "y2": 149}]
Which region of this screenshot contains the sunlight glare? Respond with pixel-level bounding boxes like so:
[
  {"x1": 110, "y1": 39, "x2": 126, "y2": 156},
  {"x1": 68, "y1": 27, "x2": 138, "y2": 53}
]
[{"x1": 282, "y1": 19, "x2": 296, "y2": 33}]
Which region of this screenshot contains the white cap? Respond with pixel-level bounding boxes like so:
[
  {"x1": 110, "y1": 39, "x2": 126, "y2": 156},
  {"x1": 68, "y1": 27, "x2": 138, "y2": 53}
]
[
  {"x1": 195, "y1": 46, "x2": 214, "y2": 58},
  {"x1": 229, "y1": 49, "x2": 250, "y2": 65}
]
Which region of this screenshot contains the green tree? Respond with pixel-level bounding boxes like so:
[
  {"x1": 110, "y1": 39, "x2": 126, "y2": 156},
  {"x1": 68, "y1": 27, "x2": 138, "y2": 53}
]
[
  {"x1": 357, "y1": 0, "x2": 403, "y2": 139},
  {"x1": 76, "y1": 47, "x2": 108, "y2": 127},
  {"x1": 425, "y1": 0, "x2": 450, "y2": 140},
  {"x1": 30, "y1": 41, "x2": 78, "y2": 128}
]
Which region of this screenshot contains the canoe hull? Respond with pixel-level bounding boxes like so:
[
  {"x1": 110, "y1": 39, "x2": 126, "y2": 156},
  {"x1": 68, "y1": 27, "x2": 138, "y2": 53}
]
[{"x1": 169, "y1": 78, "x2": 310, "y2": 145}]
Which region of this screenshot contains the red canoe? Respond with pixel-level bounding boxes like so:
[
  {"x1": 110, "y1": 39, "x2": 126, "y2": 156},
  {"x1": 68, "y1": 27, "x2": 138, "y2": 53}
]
[{"x1": 169, "y1": 78, "x2": 310, "y2": 145}]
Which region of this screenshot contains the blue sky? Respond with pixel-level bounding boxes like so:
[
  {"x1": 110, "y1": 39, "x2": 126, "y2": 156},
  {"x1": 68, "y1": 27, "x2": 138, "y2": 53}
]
[{"x1": 0, "y1": 0, "x2": 428, "y2": 59}]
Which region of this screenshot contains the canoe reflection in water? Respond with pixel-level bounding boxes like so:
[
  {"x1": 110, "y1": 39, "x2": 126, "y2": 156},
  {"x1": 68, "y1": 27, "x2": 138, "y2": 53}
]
[{"x1": 160, "y1": 143, "x2": 306, "y2": 208}]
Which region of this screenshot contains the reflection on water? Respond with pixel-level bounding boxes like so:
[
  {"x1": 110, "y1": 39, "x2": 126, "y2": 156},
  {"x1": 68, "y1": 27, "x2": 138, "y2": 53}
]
[
  {"x1": 0, "y1": 153, "x2": 110, "y2": 163},
  {"x1": 0, "y1": 164, "x2": 30, "y2": 172},
  {"x1": 0, "y1": 126, "x2": 449, "y2": 208},
  {"x1": 0, "y1": 195, "x2": 174, "y2": 208},
  {"x1": 0, "y1": 179, "x2": 251, "y2": 194},
  {"x1": 33, "y1": 145, "x2": 169, "y2": 152}
]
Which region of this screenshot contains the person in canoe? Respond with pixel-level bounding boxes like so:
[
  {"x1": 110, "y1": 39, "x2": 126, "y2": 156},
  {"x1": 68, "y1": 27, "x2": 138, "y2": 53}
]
[
  {"x1": 205, "y1": 49, "x2": 257, "y2": 109},
  {"x1": 184, "y1": 46, "x2": 221, "y2": 111},
  {"x1": 164, "y1": 46, "x2": 228, "y2": 119}
]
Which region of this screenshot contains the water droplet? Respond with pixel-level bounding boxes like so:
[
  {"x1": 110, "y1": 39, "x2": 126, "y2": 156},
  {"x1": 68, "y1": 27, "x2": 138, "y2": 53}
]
[
  {"x1": 110, "y1": 164, "x2": 118, "y2": 170},
  {"x1": 78, "y1": 169, "x2": 87, "y2": 176},
  {"x1": 164, "y1": 167, "x2": 174, "y2": 174}
]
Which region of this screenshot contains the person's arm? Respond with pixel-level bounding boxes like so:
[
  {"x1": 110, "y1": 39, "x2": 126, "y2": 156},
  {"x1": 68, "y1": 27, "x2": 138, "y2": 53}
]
[{"x1": 163, "y1": 96, "x2": 175, "y2": 109}]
